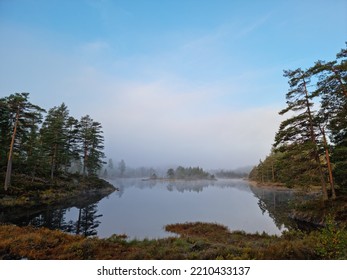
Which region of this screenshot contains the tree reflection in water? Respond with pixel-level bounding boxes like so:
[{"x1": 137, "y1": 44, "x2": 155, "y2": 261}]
[
  {"x1": 250, "y1": 186, "x2": 296, "y2": 230},
  {"x1": 24, "y1": 203, "x2": 102, "y2": 237}
]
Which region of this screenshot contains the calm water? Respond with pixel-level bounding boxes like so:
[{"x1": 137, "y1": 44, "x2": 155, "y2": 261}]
[{"x1": 0, "y1": 179, "x2": 294, "y2": 239}]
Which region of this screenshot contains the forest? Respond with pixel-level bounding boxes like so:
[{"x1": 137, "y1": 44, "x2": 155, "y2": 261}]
[
  {"x1": 249, "y1": 44, "x2": 347, "y2": 201},
  {"x1": 166, "y1": 166, "x2": 215, "y2": 180},
  {"x1": 0, "y1": 93, "x2": 106, "y2": 192}
]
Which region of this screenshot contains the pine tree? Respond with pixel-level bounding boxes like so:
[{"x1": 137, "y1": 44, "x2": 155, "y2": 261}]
[
  {"x1": 64, "y1": 116, "x2": 81, "y2": 173},
  {"x1": 118, "y1": 159, "x2": 126, "y2": 177},
  {"x1": 40, "y1": 103, "x2": 71, "y2": 180},
  {"x1": 21, "y1": 110, "x2": 45, "y2": 179},
  {"x1": 3, "y1": 93, "x2": 45, "y2": 190},
  {"x1": 0, "y1": 97, "x2": 12, "y2": 169},
  {"x1": 274, "y1": 69, "x2": 328, "y2": 200},
  {"x1": 310, "y1": 45, "x2": 347, "y2": 191},
  {"x1": 251, "y1": 45, "x2": 346, "y2": 195},
  {"x1": 79, "y1": 115, "x2": 105, "y2": 177}
]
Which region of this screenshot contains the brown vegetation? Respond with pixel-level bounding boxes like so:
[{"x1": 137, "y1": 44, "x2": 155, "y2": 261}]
[{"x1": 0, "y1": 221, "x2": 345, "y2": 260}]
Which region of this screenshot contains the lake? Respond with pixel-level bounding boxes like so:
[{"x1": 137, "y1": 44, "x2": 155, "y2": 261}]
[{"x1": 0, "y1": 179, "x2": 295, "y2": 240}]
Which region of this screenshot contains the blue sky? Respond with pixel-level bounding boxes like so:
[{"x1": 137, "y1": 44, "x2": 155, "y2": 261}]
[{"x1": 0, "y1": 0, "x2": 346, "y2": 169}]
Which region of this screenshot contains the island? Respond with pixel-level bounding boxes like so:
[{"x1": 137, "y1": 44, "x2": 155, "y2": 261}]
[{"x1": 142, "y1": 166, "x2": 216, "y2": 181}]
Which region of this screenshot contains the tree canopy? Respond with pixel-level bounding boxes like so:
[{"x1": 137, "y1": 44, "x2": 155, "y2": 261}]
[
  {"x1": 0, "y1": 93, "x2": 106, "y2": 190},
  {"x1": 249, "y1": 44, "x2": 347, "y2": 200},
  {"x1": 167, "y1": 166, "x2": 215, "y2": 180}
]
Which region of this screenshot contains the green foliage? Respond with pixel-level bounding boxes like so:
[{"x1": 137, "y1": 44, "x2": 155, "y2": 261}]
[
  {"x1": 0, "y1": 93, "x2": 106, "y2": 189},
  {"x1": 79, "y1": 115, "x2": 105, "y2": 177},
  {"x1": 167, "y1": 168, "x2": 175, "y2": 179},
  {"x1": 168, "y1": 166, "x2": 214, "y2": 180},
  {"x1": 315, "y1": 217, "x2": 347, "y2": 259},
  {"x1": 251, "y1": 44, "x2": 347, "y2": 196},
  {"x1": 214, "y1": 170, "x2": 248, "y2": 179},
  {"x1": 1, "y1": 93, "x2": 46, "y2": 189},
  {"x1": 40, "y1": 103, "x2": 73, "y2": 179}
]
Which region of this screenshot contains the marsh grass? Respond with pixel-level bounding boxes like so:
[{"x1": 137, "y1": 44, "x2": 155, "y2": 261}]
[{"x1": 1, "y1": 221, "x2": 345, "y2": 260}]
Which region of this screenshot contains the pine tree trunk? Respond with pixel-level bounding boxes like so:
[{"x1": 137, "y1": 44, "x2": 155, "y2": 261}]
[
  {"x1": 303, "y1": 80, "x2": 328, "y2": 200},
  {"x1": 50, "y1": 144, "x2": 57, "y2": 181},
  {"x1": 321, "y1": 126, "x2": 336, "y2": 199},
  {"x1": 4, "y1": 109, "x2": 19, "y2": 191},
  {"x1": 83, "y1": 145, "x2": 88, "y2": 177},
  {"x1": 76, "y1": 208, "x2": 82, "y2": 235}
]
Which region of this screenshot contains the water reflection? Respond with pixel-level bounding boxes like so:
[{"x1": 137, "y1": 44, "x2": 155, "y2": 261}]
[
  {"x1": 1, "y1": 179, "x2": 296, "y2": 239},
  {"x1": 0, "y1": 194, "x2": 106, "y2": 237},
  {"x1": 249, "y1": 186, "x2": 295, "y2": 230},
  {"x1": 115, "y1": 178, "x2": 251, "y2": 196},
  {"x1": 95, "y1": 178, "x2": 293, "y2": 239},
  {"x1": 74, "y1": 204, "x2": 102, "y2": 236},
  {"x1": 24, "y1": 204, "x2": 103, "y2": 236}
]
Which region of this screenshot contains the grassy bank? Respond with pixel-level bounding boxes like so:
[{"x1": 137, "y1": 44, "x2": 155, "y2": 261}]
[
  {"x1": 0, "y1": 221, "x2": 346, "y2": 260},
  {"x1": 0, "y1": 173, "x2": 116, "y2": 208}
]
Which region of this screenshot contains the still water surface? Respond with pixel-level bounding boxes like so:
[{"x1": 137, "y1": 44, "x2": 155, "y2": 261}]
[
  {"x1": 70, "y1": 178, "x2": 293, "y2": 239},
  {"x1": 1, "y1": 179, "x2": 294, "y2": 239}
]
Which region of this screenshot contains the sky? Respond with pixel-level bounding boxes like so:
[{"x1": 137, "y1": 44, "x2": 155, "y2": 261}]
[{"x1": 0, "y1": 0, "x2": 346, "y2": 170}]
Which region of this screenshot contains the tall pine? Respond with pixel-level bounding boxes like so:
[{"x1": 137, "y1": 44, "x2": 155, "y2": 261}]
[
  {"x1": 2, "y1": 93, "x2": 45, "y2": 190},
  {"x1": 311, "y1": 45, "x2": 347, "y2": 190},
  {"x1": 274, "y1": 69, "x2": 328, "y2": 200},
  {"x1": 79, "y1": 115, "x2": 105, "y2": 177},
  {"x1": 40, "y1": 103, "x2": 71, "y2": 180}
]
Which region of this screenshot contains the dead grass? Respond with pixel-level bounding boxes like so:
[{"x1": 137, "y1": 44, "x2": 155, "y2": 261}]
[{"x1": 2, "y1": 221, "x2": 343, "y2": 260}]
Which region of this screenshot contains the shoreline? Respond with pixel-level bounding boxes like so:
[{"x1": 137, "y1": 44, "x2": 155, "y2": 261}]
[
  {"x1": 0, "y1": 175, "x2": 117, "y2": 209},
  {"x1": 245, "y1": 178, "x2": 323, "y2": 194},
  {"x1": 245, "y1": 179, "x2": 291, "y2": 191}
]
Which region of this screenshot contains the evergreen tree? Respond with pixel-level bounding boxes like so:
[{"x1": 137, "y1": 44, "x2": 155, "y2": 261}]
[
  {"x1": 64, "y1": 116, "x2": 81, "y2": 172},
  {"x1": 251, "y1": 45, "x2": 347, "y2": 197},
  {"x1": 0, "y1": 97, "x2": 12, "y2": 169},
  {"x1": 79, "y1": 115, "x2": 105, "y2": 177},
  {"x1": 1, "y1": 93, "x2": 108, "y2": 187},
  {"x1": 167, "y1": 168, "x2": 175, "y2": 179},
  {"x1": 2, "y1": 93, "x2": 45, "y2": 190},
  {"x1": 40, "y1": 103, "x2": 71, "y2": 180},
  {"x1": 274, "y1": 68, "x2": 328, "y2": 199},
  {"x1": 108, "y1": 158, "x2": 114, "y2": 170},
  {"x1": 21, "y1": 111, "x2": 45, "y2": 178},
  {"x1": 118, "y1": 159, "x2": 126, "y2": 177},
  {"x1": 310, "y1": 45, "x2": 347, "y2": 190}
]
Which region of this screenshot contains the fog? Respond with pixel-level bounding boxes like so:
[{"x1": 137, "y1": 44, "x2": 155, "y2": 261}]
[{"x1": 95, "y1": 81, "x2": 283, "y2": 170}]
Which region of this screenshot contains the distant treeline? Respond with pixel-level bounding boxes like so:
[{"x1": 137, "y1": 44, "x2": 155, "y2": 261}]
[
  {"x1": 0, "y1": 93, "x2": 105, "y2": 190},
  {"x1": 166, "y1": 166, "x2": 215, "y2": 180},
  {"x1": 102, "y1": 160, "x2": 217, "y2": 180},
  {"x1": 102, "y1": 158, "x2": 160, "y2": 179},
  {"x1": 214, "y1": 170, "x2": 248, "y2": 179},
  {"x1": 249, "y1": 44, "x2": 346, "y2": 201}
]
